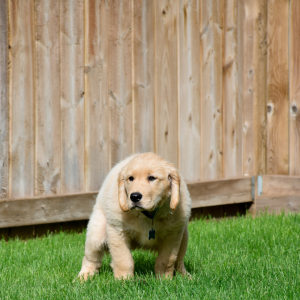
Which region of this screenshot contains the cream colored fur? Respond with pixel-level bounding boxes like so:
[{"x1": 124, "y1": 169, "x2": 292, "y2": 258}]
[{"x1": 78, "y1": 152, "x2": 191, "y2": 280}]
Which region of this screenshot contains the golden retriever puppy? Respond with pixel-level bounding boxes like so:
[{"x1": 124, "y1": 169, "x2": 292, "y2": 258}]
[{"x1": 78, "y1": 152, "x2": 191, "y2": 280}]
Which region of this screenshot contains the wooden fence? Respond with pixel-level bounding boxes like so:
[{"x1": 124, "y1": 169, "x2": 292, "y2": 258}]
[{"x1": 0, "y1": 0, "x2": 300, "y2": 229}]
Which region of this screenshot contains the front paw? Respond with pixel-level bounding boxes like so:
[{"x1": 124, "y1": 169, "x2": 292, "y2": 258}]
[
  {"x1": 77, "y1": 266, "x2": 97, "y2": 281},
  {"x1": 77, "y1": 257, "x2": 101, "y2": 281},
  {"x1": 112, "y1": 267, "x2": 134, "y2": 280}
]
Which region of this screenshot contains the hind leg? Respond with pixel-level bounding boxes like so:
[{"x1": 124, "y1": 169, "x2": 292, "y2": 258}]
[
  {"x1": 175, "y1": 224, "x2": 190, "y2": 276},
  {"x1": 78, "y1": 207, "x2": 107, "y2": 280}
]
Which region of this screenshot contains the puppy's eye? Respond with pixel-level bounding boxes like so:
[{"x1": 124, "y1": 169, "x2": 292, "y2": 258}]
[
  {"x1": 128, "y1": 176, "x2": 134, "y2": 181},
  {"x1": 148, "y1": 175, "x2": 156, "y2": 182}
]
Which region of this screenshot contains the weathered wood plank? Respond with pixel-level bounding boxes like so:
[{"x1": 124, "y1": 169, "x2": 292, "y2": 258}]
[
  {"x1": 223, "y1": 0, "x2": 241, "y2": 178},
  {"x1": 85, "y1": 0, "x2": 110, "y2": 191},
  {"x1": 189, "y1": 177, "x2": 253, "y2": 208},
  {"x1": 242, "y1": 0, "x2": 255, "y2": 177},
  {"x1": 254, "y1": 0, "x2": 268, "y2": 176},
  {"x1": 178, "y1": 0, "x2": 201, "y2": 181},
  {"x1": 155, "y1": 0, "x2": 178, "y2": 167},
  {"x1": 242, "y1": 0, "x2": 268, "y2": 176},
  {"x1": 266, "y1": 0, "x2": 289, "y2": 175},
  {"x1": 256, "y1": 195, "x2": 300, "y2": 214},
  {"x1": 108, "y1": 0, "x2": 133, "y2": 167},
  {"x1": 237, "y1": 0, "x2": 245, "y2": 176},
  {"x1": 0, "y1": 0, "x2": 8, "y2": 199},
  {"x1": 290, "y1": 0, "x2": 300, "y2": 176},
  {"x1": 9, "y1": 0, "x2": 35, "y2": 198},
  {"x1": 200, "y1": 0, "x2": 223, "y2": 180},
  {"x1": 0, "y1": 176, "x2": 253, "y2": 228},
  {"x1": 60, "y1": 0, "x2": 85, "y2": 193},
  {"x1": 260, "y1": 175, "x2": 300, "y2": 196},
  {"x1": 133, "y1": 0, "x2": 155, "y2": 154},
  {"x1": 35, "y1": 0, "x2": 61, "y2": 196},
  {"x1": 0, "y1": 192, "x2": 97, "y2": 228}
]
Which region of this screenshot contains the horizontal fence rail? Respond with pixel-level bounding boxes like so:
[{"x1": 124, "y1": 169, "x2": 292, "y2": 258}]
[
  {"x1": 189, "y1": 177, "x2": 253, "y2": 208},
  {"x1": 0, "y1": 178, "x2": 253, "y2": 228}
]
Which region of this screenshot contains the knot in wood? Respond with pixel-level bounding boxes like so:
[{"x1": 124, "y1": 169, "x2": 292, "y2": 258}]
[
  {"x1": 267, "y1": 105, "x2": 272, "y2": 113},
  {"x1": 292, "y1": 105, "x2": 298, "y2": 113}
]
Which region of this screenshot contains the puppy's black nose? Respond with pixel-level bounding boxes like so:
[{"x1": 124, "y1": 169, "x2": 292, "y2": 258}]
[{"x1": 130, "y1": 192, "x2": 143, "y2": 202}]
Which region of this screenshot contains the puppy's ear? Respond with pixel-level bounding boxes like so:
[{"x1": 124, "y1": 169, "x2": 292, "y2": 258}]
[
  {"x1": 168, "y1": 167, "x2": 180, "y2": 211},
  {"x1": 118, "y1": 169, "x2": 129, "y2": 212}
]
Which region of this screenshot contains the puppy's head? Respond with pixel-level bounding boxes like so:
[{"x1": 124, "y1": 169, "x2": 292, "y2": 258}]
[{"x1": 118, "y1": 153, "x2": 180, "y2": 213}]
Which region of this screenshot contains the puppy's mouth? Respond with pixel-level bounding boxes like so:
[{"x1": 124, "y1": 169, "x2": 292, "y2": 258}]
[
  {"x1": 130, "y1": 203, "x2": 158, "y2": 212},
  {"x1": 130, "y1": 205, "x2": 144, "y2": 211},
  {"x1": 129, "y1": 197, "x2": 159, "y2": 212}
]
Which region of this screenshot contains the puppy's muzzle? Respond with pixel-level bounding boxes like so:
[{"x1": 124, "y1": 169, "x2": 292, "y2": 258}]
[{"x1": 130, "y1": 192, "x2": 142, "y2": 203}]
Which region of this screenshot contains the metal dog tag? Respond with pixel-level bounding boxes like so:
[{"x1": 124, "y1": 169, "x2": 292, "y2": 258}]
[{"x1": 149, "y1": 228, "x2": 155, "y2": 240}]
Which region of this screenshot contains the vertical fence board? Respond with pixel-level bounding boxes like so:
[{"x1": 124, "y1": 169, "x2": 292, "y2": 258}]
[
  {"x1": 60, "y1": 0, "x2": 85, "y2": 193},
  {"x1": 290, "y1": 0, "x2": 300, "y2": 176},
  {"x1": 237, "y1": 0, "x2": 245, "y2": 176},
  {"x1": 254, "y1": 0, "x2": 268, "y2": 176},
  {"x1": 179, "y1": 0, "x2": 201, "y2": 181},
  {"x1": 266, "y1": 0, "x2": 289, "y2": 175},
  {"x1": 242, "y1": 1, "x2": 255, "y2": 177},
  {"x1": 35, "y1": 0, "x2": 61, "y2": 196},
  {"x1": 0, "y1": 0, "x2": 8, "y2": 199},
  {"x1": 223, "y1": 0, "x2": 242, "y2": 178},
  {"x1": 133, "y1": 0, "x2": 155, "y2": 154},
  {"x1": 9, "y1": 0, "x2": 35, "y2": 198},
  {"x1": 109, "y1": 0, "x2": 133, "y2": 167},
  {"x1": 240, "y1": 0, "x2": 268, "y2": 177},
  {"x1": 200, "y1": 0, "x2": 223, "y2": 180},
  {"x1": 155, "y1": 0, "x2": 178, "y2": 167},
  {"x1": 85, "y1": 0, "x2": 110, "y2": 191}
]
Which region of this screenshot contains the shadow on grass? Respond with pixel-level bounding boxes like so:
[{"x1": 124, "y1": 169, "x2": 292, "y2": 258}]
[
  {"x1": 99, "y1": 249, "x2": 195, "y2": 279},
  {"x1": 132, "y1": 250, "x2": 156, "y2": 277}
]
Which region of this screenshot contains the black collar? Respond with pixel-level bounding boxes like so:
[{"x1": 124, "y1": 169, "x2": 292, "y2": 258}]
[{"x1": 141, "y1": 207, "x2": 159, "y2": 220}]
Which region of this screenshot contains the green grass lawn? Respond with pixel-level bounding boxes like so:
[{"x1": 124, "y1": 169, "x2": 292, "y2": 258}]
[{"x1": 0, "y1": 213, "x2": 300, "y2": 299}]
